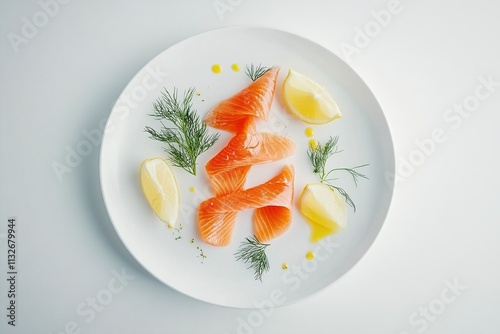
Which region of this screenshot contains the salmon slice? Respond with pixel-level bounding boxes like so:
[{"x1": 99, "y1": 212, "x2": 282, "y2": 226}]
[
  {"x1": 208, "y1": 166, "x2": 250, "y2": 196},
  {"x1": 204, "y1": 67, "x2": 280, "y2": 133},
  {"x1": 198, "y1": 165, "x2": 294, "y2": 246},
  {"x1": 197, "y1": 211, "x2": 238, "y2": 247},
  {"x1": 254, "y1": 206, "x2": 292, "y2": 242},
  {"x1": 205, "y1": 130, "x2": 296, "y2": 176}
]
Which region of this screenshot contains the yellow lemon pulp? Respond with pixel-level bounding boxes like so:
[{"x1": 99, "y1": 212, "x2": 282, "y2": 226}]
[
  {"x1": 282, "y1": 69, "x2": 342, "y2": 125},
  {"x1": 298, "y1": 183, "x2": 347, "y2": 242},
  {"x1": 139, "y1": 158, "x2": 180, "y2": 228}
]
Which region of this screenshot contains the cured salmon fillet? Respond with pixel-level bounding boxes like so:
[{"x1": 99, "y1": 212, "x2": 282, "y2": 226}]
[
  {"x1": 205, "y1": 129, "x2": 296, "y2": 176},
  {"x1": 199, "y1": 66, "x2": 296, "y2": 246},
  {"x1": 199, "y1": 165, "x2": 295, "y2": 246},
  {"x1": 208, "y1": 166, "x2": 250, "y2": 196},
  {"x1": 204, "y1": 67, "x2": 280, "y2": 134}
]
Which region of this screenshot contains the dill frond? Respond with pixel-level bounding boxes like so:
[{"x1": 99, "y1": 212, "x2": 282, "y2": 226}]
[
  {"x1": 245, "y1": 64, "x2": 271, "y2": 81},
  {"x1": 234, "y1": 236, "x2": 270, "y2": 281},
  {"x1": 307, "y1": 136, "x2": 369, "y2": 211},
  {"x1": 145, "y1": 87, "x2": 219, "y2": 175}
]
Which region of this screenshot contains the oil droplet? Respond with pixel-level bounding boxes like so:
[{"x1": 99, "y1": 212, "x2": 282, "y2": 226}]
[
  {"x1": 305, "y1": 127, "x2": 314, "y2": 137},
  {"x1": 308, "y1": 139, "x2": 318, "y2": 149},
  {"x1": 305, "y1": 251, "x2": 315, "y2": 260},
  {"x1": 211, "y1": 64, "x2": 222, "y2": 74},
  {"x1": 282, "y1": 263, "x2": 288, "y2": 270},
  {"x1": 231, "y1": 63, "x2": 240, "y2": 72},
  {"x1": 189, "y1": 186, "x2": 195, "y2": 193}
]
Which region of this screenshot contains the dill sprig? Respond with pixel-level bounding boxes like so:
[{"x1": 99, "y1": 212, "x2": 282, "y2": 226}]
[
  {"x1": 234, "y1": 236, "x2": 270, "y2": 281},
  {"x1": 245, "y1": 64, "x2": 271, "y2": 81},
  {"x1": 145, "y1": 87, "x2": 219, "y2": 175},
  {"x1": 307, "y1": 136, "x2": 342, "y2": 179},
  {"x1": 307, "y1": 136, "x2": 369, "y2": 212},
  {"x1": 197, "y1": 246, "x2": 207, "y2": 263}
]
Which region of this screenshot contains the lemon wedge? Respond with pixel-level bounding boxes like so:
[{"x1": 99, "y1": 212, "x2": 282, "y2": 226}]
[
  {"x1": 282, "y1": 69, "x2": 342, "y2": 125},
  {"x1": 139, "y1": 158, "x2": 180, "y2": 228},
  {"x1": 299, "y1": 183, "x2": 347, "y2": 242}
]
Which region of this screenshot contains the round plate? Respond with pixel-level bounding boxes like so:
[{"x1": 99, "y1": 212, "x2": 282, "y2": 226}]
[{"x1": 99, "y1": 26, "x2": 395, "y2": 308}]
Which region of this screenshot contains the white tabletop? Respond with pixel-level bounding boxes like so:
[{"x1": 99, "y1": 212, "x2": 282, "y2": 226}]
[{"x1": 1, "y1": 1, "x2": 499, "y2": 333}]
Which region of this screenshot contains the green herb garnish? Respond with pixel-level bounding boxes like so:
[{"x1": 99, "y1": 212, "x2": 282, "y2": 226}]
[
  {"x1": 234, "y1": 236, "x2": 270, "y2": 281},
  {"x1": 145, "y1": 87, "x2": 219, "y2": 175},
  {"x1": 307, "y1": 136, "x2": 369, "y2": 211},
  {"x1": 197, "y1": 246, "x2": 207, "y2": 263},
  {"x1": 245, "y1": 64, "x2": 270, "y2": 81}
]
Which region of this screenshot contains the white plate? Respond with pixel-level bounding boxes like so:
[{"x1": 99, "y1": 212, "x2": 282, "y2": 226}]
[{"x1": 100, "y1": 26, "x2": 395, "y2": 308}]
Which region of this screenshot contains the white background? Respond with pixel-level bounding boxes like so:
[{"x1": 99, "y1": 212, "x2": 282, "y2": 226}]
[{"x1": 1, "y1": 0, "x2": 499, "y2": 333}]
